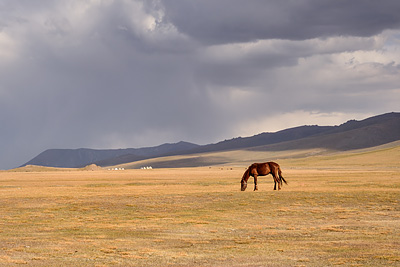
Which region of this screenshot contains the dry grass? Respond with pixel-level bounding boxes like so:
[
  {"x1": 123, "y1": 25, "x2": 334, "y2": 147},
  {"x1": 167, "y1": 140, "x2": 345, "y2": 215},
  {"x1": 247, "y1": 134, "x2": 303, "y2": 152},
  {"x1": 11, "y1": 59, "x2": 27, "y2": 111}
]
[{"x1": 1, "y1": 151, "x2": 399, "y2": 266}]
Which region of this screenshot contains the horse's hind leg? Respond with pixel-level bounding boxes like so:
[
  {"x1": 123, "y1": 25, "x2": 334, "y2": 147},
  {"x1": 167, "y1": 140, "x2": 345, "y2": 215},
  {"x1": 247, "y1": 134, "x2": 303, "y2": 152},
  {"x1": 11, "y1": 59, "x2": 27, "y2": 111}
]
[
  {"x1": 272, "y1": 174, "x2": 279, "y2": 190},
  {"x1": 278, "y1": 172, "x2": 283, "y2": 187},
  {"x1": 273, "y1": 173, "x2": 281, "y2": 190}
]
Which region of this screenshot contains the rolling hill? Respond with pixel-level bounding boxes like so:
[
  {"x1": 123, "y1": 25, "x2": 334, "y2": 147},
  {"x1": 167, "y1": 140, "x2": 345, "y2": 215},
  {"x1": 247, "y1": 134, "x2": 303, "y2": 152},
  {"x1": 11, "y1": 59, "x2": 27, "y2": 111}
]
[{"x1": 21, "y1": 112, "x2": 400, "y2": 168}]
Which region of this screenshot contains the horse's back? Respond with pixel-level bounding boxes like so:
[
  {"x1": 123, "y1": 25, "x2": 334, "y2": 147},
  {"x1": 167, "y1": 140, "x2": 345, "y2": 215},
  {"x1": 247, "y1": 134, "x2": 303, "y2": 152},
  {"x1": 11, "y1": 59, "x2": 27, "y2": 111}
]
[
  {"x1": 249, "y1": 162, "x2": 281, "y2": 175},
  {"x1": 251, "y1": 162, "x2": 270, "y2": 175}
]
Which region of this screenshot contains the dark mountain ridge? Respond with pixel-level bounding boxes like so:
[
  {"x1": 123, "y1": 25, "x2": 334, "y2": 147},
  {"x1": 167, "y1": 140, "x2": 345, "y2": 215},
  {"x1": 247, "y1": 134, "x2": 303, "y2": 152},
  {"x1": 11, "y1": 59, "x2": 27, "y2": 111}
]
[
  {"x1": 22, "y1": 141, "x2": 199, "y2": 168},
  {"x1": 251, "y1": 112, "x2": 400, "y2": 152},
  {"x1": 173, "y1": 112, "x2": 400, "y2": 155},
  {"x1": 181, "y1": 125, "x2": 333, "y2": 154},
  {"x1": 21, "y1": 112, "x2": 400, "y2": 168}
]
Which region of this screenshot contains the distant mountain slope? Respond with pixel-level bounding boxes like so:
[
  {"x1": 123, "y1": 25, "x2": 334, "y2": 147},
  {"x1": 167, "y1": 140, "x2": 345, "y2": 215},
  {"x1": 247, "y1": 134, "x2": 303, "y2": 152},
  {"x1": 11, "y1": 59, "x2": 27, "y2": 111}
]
[
  {"x1": 181, "y1": 125, "x2": 333, "y2": 154},
  {"x1": 251, "y1": 112, "x2": 400, "y2": 151},
  {"x1": 22, "y1": 141, "x2": 199, "y2": 168},
  {"x1": 174, "y1": 112, "x2": 400, "y2": 155},
  {"x1": 21, "y1": 112, "x2": 400, "y2": 168}
]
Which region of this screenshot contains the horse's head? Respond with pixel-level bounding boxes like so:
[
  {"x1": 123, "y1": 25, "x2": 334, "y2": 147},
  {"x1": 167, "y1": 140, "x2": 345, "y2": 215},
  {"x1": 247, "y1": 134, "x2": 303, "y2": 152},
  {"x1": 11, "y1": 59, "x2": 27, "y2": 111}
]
[
  {"x1": 241, "y1": 167, "x2": 250, "y2": 191},
  {"x1": 241, "y1": 179, "x2": 247, "y2": 191}
]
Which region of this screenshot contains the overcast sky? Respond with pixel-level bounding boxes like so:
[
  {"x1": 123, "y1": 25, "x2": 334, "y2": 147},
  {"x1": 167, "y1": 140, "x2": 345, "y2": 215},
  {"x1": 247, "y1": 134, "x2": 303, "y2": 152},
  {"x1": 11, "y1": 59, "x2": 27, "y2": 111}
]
[{"x1": 1, "y1": 0, "x2": 400, "y2": 169}]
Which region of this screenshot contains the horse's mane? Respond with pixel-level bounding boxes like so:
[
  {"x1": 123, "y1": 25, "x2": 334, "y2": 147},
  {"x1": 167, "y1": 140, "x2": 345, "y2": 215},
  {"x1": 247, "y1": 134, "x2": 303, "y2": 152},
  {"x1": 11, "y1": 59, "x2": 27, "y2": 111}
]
[{"x1": 241, "y1": 165, "x2": 252, "y2": 182}]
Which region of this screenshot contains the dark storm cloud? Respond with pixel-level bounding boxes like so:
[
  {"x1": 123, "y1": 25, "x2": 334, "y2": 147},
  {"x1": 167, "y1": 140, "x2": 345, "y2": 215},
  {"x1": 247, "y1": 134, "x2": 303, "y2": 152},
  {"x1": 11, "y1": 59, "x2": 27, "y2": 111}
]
[
  {"x1": 0, "y1": 0, "x2": 399, "y2": 169},
  {"x1": 160, "y1": 0, "x2": 400, "y2": 44}
]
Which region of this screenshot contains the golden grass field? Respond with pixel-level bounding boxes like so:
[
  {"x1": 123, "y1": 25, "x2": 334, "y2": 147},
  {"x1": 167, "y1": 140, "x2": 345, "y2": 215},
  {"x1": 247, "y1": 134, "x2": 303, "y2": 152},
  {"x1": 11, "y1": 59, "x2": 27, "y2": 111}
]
[{"x1": 1, "y1": 144, "x2": 399, "y2": 266}]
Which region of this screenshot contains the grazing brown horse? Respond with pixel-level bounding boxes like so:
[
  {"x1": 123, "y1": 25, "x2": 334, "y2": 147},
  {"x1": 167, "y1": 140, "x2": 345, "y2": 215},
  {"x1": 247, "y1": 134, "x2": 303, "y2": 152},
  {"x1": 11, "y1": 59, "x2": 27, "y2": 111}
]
[{"x1": 241, "y1": 162, "x2": 287, "y2": 191}]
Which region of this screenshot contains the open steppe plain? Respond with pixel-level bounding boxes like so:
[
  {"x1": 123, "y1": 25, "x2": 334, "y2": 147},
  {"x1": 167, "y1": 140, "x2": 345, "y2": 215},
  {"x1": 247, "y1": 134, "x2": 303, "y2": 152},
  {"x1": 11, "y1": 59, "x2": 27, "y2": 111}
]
[{"x1": 1, "y1": 144, "x2": 399, "y2": 266}]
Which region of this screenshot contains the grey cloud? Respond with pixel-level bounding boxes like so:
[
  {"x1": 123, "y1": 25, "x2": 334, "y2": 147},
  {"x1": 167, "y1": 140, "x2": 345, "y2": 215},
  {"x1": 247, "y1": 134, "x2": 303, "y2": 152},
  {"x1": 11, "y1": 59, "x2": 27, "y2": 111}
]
[
  {"x1": 195, "y1": 34, "x2": 383, "y2": 91},
  {"x1": 0, "y1": 1, "x2": 400, "y2": 169},
  {"x1": 160, "y1": 0, "x2": 400, "y2": 44}
]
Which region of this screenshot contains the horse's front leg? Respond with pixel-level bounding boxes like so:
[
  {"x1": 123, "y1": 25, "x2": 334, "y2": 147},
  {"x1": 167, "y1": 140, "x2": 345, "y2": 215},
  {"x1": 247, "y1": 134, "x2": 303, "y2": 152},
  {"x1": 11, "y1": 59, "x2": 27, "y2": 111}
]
[{"x1": 254, "y1": 175, "x2": 258, "y2": 191}]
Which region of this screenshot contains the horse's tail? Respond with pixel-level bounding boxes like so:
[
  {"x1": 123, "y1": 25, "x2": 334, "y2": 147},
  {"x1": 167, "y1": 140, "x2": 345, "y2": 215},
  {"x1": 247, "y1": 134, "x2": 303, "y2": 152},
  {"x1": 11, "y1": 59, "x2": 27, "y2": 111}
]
[{"x1": 278, "y1": 167, "x2": 288, "y2": 185}]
